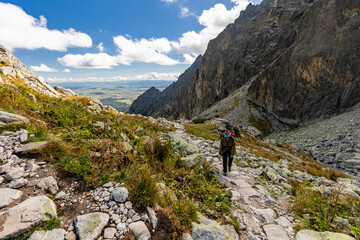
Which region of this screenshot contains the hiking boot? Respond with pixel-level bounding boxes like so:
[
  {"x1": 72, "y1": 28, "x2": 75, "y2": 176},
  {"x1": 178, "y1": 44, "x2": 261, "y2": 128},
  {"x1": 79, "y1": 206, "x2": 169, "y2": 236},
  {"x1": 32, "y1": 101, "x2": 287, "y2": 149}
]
[
  {"x1": 223, "y1": 172, "x2": 227, "y2": 176},
  {"x1": 228, "y1": 167, "x2": 231, "y2": 172}
]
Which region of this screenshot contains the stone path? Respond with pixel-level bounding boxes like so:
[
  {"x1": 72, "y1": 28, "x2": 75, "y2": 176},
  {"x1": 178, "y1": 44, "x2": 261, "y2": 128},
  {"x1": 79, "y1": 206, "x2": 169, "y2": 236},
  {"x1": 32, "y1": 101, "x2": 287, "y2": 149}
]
[
  {"x1": 167, "y1": 122, "x2": 359, "y2": 240},
  {"x1": 0, "y1": 120, "x2": 359, "y2": 240}
]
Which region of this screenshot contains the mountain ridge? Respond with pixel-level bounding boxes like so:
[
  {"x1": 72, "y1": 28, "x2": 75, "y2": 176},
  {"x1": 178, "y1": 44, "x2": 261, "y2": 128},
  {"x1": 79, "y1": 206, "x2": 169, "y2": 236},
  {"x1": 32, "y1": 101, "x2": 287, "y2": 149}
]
[{"x1": 130, "y1": 0, "x2": 360, "y2": 130}]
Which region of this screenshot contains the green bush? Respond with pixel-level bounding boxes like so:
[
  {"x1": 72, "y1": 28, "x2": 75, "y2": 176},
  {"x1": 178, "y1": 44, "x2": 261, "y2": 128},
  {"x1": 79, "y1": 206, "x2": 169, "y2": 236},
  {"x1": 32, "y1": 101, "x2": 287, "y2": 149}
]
[{"x1": 125, "y1": 163, "x2": 159, "y2": 210}]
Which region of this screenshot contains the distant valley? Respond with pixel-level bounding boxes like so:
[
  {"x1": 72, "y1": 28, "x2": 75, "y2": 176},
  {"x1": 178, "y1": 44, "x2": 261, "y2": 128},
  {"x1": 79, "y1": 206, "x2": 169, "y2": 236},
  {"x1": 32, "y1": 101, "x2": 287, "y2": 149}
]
[{"x1": 54, "y1": 80, "x2": 174, "y2": 112}]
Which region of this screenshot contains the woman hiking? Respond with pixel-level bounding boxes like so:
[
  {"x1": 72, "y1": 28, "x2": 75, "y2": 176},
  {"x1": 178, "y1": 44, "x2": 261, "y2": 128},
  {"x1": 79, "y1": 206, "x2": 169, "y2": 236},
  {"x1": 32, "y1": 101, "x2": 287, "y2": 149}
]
[{"x1": 219, "y1": 130, "x2": 236, "y2": 176}]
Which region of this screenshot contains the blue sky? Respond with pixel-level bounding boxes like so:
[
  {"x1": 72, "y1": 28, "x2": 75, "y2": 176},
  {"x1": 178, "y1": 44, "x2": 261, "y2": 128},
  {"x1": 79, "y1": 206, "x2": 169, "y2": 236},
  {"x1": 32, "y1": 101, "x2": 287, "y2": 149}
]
[{"x1": 0, "y1": 0, "x2": 261, "y2": 82}]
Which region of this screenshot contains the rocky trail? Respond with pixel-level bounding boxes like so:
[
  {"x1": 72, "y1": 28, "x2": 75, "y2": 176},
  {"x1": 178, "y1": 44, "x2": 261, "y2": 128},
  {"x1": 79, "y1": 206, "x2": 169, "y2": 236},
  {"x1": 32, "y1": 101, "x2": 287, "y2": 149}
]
[{"x1": 0, "y1": 120, "x2": 359, "y2": 240}]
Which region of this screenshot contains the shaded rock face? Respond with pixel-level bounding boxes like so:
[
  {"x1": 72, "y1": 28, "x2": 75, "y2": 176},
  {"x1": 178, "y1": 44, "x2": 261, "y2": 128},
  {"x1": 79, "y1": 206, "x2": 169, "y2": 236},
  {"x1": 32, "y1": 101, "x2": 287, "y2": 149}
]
[
  {"x1": 129, "y1": 55, "x2": 202, "y2": 117},
  {"x1": 129, "y1": 87, "x2": 161, "y2": 115},
  {"x1": 248, "y1": 0, "x2": 360, "y2": 123}
]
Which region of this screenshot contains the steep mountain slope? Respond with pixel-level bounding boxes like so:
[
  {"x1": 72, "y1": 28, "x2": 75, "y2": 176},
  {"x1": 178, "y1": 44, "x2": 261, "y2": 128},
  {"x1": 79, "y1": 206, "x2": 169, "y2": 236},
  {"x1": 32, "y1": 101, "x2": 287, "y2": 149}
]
[
  {"x1": 248, "y1": 0, "x2": 360, "y2": 123},
  {"x1": 0, "y1": 45, "x2": 62, "y2": 98},
  {"x1": 130, "y1": 0, "x2": 315, "y2": 118},
  {"x1": 129, "y1": 55, "x2": 202, "y2": 116},
  {"x1": 131, "y1": 0, "x2": 360, "y2": 130}
]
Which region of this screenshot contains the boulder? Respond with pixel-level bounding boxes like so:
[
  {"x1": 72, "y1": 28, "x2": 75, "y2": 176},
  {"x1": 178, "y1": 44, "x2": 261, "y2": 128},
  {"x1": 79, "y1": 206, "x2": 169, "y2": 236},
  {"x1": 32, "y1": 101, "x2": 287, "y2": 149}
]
[
  {"x1": 37, "y1": 176, "x2": 59, "y2": 194},
  {"x1": 192, "y1": 214, "x2": 230, "y2": 240},
  {"x1": 183, "y1": 233, "x2": 194, "y2": 240},
  {"x1": 0, "y1": 196, "x2": 57, "y2": 239},
  {"x1": 112, "y1": 187, "x2": 129, "y2": 203},
  {"x1": 5, "y1": 167, "x2": 25, "y2": 180},
  {"x1": 135, "y1": 126, "x2": 146, "y2": 136},
  {"x1": 253, "y1": 208, "x2": 276, "y2": 223},
  {"x1": 0, "y1": 162, "x2": 11, "y2": 174},
  {"x1": 222, "y1": 225, "x2": 239, "y2": 240},
  {"x1": 14, "y1": 141, "x2": 48, "y2": 153},
  {"x1": 263, "y1": 224, "x2": 289, "y2": 240},
  {"x1": 74, "y1": 212, "x2": 109, "y2": 240},
  {"x1": 26, "y1": 160, "x2": 40, "y2": 172},
  {"x1": 55, "y1": 191, "x2": 67, "y2": 200},
  {"x1": 147, "y1": 207, "x2": 158, "y2": 230},
  {"x1": 0, "y1": 188, "x2": 22, "y2": 208},
  {"x1": 181, "y1": 154, "x2": 205, "y2": 169},
  {"x1": 29, "y1": 229, "x2": 66, "y2": 240},
  {"x1": 129, "y1": 221, "x2": 151, "y2": 240},
  {"x1": 9, "y1": 178, "x2": 28, "y2": 189},
  {"x1": 275, "y1": 216, "x2": 293, "y2": 228},
  {"x1": 103, "y1": 227, "x2": 117, "y2": 239},
  {"x1": 295, "y1": 229, "x2": 355, "y2": 240},
  {"x1": 0, "y1": 111, "x2": 29, "y2": 127}
]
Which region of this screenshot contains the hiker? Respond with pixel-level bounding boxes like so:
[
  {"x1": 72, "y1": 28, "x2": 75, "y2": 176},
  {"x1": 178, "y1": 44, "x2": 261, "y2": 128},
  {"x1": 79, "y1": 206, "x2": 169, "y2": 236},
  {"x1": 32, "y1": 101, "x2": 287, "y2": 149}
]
[{"x1": 219, "y1": 130, "x2": 236, "y2": 176}]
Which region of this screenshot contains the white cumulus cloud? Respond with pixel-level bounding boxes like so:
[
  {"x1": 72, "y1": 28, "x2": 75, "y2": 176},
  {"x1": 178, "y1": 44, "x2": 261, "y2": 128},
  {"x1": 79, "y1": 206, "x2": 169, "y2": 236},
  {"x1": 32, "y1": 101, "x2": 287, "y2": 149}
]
[
  {"x1": 63, "y1": 68, "x2": 71, "y2": 73},
  {"x1": 57, "y1": 0, "x2": 250, "y2": 68},
  {"x1": 58, "y1": 53, "x2": 119, "y2": 69},
  {"x1": 0, "y1": 2, "x2": 92, "y2": 51},
  {"x1": 174, "y1": 0, "x2": 250, "y2": 56},
  {"x1": 30, "y1": 64, "x2": 58, "y2": 72},
  {"x1": 161, "y1": 0, "x2": 177, "y2": 3},
  {"x1": 97, "y1": 42, "x2": 105, "y2": 52},
  {"x1": 113, "y1": 36, "x2": 179, "y2": 65},
  {"x1": 179, "y1": 7, "x2": 195, "y2": 18}
]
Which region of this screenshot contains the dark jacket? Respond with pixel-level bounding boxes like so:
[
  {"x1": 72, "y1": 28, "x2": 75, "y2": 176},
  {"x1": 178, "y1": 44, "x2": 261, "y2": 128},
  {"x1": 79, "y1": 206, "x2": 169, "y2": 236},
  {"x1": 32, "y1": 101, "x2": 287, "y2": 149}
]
[{"x1": 219, "y1": 136, "x2": 236, "y2": 156}]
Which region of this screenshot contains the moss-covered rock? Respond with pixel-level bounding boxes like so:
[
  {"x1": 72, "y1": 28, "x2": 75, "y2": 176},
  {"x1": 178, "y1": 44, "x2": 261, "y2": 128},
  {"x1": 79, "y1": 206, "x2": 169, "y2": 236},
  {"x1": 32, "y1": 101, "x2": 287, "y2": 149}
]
[{"x1": 295, "y1": 229, "x2": 355, "y2": 240}]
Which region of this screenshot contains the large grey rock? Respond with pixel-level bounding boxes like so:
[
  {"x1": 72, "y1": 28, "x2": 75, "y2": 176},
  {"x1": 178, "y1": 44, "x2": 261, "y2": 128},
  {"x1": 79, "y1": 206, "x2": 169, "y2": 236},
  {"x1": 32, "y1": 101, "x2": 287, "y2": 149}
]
[
  {"x1": 129, "y1": 221, "x2": 151, "y2": 240},
  {"x1": 183, "y1": 233, "x2": 194, "y2": 240},
  {"x1": 74, "y1": 212, "x2": 109, "y2": 240},
  {"x1": 275, "y1": 216, "x2": 293, "y2": 228},
  {"x1": 147, "y1": 207, "x2": 158, "y2": 230},
  {"x1": 135, "y1": 126, "x2": 145, "y2": 136},
  {"x1": 295, "y1": 229, "x2": 355, "y2": 240},
  {"x1": 103, "y1": 227, "x2": 117, "y2": 239},
  {"x1": 181, "y1": 154, "x2": 205, "y2": 169},
  {"x1": 0, "y1": 162, "x2": 11, "y2": 174},
  {"x1": 253, "y1": 208, "x2": 276, "y2": 223},
  {"x1": 5, "y1": 167, "x2": 25, "y2": 180},
  {"x1": 192, "y1": 214, "x2": 231, "y2": 240},
  {"x1": 0, "y1": 188, "x2": 22, "y2": 208},
  {"x1": 14, "y1": 141, "x2": 48, "y2": 153},
  {"x1": 37, "y1": 176, "x2": 59, "y2": 194},
  {"x1": 52, "y1": 85, "x2": 77, "y2": 96},
  {"x1": 222, "y1": 225, "x2": 239, "y2": 240},
  {"x1": 0, "y1": 196, "x2": 57, "y2": 239},
  {"x1": 112, "y1": 187, "x2": 129, "y2": 203},
  {"x1": 29, "y1": 229, "x2": 66, "y2": 240},
  {"x1": 0, "y1": 111, "x2": 29, "y2": 127},
  {"x1": 263, "y1": 224, "x2": 289, "y2": 240},
  {"x1": 26, "y1": 160, "x2": 40, "y2": 172},
  {"x1": 9, "y1": 178, "x2": 28, "y2": 189}
]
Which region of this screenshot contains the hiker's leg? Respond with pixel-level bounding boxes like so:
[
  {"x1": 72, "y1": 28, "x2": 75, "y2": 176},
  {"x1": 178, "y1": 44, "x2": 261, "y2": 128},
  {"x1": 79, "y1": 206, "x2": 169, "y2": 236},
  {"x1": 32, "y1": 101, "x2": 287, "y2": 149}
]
[
  {"x1": 222, "y1": 153, "x2": 227, "y2": 173},
  {"x1": 228, "y1": 155, "x2": 233, "y2": 172}
]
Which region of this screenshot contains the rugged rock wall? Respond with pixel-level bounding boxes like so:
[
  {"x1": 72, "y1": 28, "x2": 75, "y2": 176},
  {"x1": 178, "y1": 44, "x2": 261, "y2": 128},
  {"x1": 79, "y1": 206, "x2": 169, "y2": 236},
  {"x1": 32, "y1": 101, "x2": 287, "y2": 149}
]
[
  {"x1": 0, "y1": 45, "x2": 61, "y2": 98},
  {"x1": 248, "y1": 0, "x2": 360, "y2": 123},
  {"x1": 129, "y1": 55, "x2": 202, "y2": 117},
  {"x1": 130, "y1": 0, "x2": 315, "y2": 119},
  {"x1": 131, "y1": 0, "x2": 360, "y2": 128}
]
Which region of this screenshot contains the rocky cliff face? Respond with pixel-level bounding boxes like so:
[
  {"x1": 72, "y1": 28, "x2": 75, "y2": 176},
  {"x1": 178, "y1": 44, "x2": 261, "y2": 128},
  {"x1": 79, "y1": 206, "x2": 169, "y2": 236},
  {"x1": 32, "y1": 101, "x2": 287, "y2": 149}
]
[
  {"x1": 131, "y1": 0, "x2": 360, "y2": 128},
  {"x1": 248, "y1": 0, "x2": 360, "y2": 124},
  {"x1": 129, "y1": 55, "x2": 202, "y2": 117},
  {"x1": 0, "y1": 45, "x2": 62, "y2": 98},
  {"x1": 130, "y1": 0, "x2": 315, "y2": 119}
]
